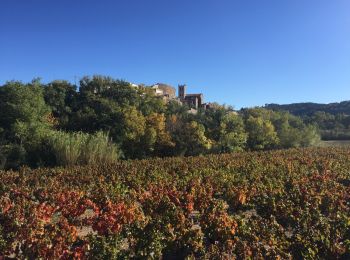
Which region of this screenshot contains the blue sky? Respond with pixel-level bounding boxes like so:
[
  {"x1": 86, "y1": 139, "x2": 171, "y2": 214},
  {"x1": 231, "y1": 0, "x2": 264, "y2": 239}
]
[{"x1": 0, "y1": 0, "x2": 349, "y2": 108}]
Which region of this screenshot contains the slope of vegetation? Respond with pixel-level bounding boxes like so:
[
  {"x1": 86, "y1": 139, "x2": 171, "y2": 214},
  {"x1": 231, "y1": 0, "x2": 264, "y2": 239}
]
[
  {"x1": 266, "y1": 101, "x2": 350, "y2": 116},
  {"x1": 0, "y1": 76, "x2": 320, "y2": 169},
  {"x1": 1, "y1": 148, "x2": 349, "y2": 258},
  {"x1": 266, "y1": 102, "x2": 350, "y2": 140}
]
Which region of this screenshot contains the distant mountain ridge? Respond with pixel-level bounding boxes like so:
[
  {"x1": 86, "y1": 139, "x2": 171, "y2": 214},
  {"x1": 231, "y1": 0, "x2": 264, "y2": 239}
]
[{"x1": 265, "y1": 101, "x2": 350, "y2": 116}]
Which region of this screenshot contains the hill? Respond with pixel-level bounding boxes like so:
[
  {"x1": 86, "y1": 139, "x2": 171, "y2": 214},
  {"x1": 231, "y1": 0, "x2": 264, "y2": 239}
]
[
  {"x1": 265, "y1": 101, "x2": 350, "y2": 140},
  {"x1": 265, "y1": 101, "x2": 350, "y2": 116}
]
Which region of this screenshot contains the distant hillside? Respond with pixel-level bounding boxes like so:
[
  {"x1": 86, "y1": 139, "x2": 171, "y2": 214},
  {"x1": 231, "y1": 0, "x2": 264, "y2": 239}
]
[
  {"x1": 265, "y1": 101, "x2": 350, "y2": 140},
  {"x1": 265, "y1": 101, "x2": 350, "y2": 116}
]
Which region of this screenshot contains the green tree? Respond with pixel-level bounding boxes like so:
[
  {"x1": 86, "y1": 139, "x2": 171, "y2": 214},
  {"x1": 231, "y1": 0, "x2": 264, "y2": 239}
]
[
  {"x1": 138, "y1": 113, "x2": 174, "y2": 157},
  {"x1": 43, "y1": 80, "x2": 77, "y2": 128},
  {"x1": 300, "y1": 125, "x2": 320, "y2": 146},
  {"x1": 120, "y1": 106, "x2": 146, "y2": 158},
  {"x1": 68, "y1": 92, "x2": 123, "y2": 139},
  {"x1": 278, "y1": 122, "x2": 302, "y2": 148},
  {"x1": 165, "y1": 100, "x2": 189, "y2": 117},
  {"x1": 216, "y1": 113, "x2": 247, "y2": 152},
  {"x1": 79, "y1": 75, "x2": 140, "y2": 107},
  {"x1": 183, "y1": 121, "x2": 211, "y2": 156},
  {"x1": 196, "y1": 105, "x2": 227, "y2": 141},
  {"x1": 0, "y1": 79, "x2": 52, "y2": 168},
  {"x1": 245, "y1": 116, "x2": 279, "y2": 150},
  {"x1": 168, "y1": 116, "x2": 211, "y2": 156},
  {"x1": 138, "y1": 87, "x2": 166, "y2": 116},
  {"x1": 0, "y1": 80, "x2": 51, "y2": 140}
]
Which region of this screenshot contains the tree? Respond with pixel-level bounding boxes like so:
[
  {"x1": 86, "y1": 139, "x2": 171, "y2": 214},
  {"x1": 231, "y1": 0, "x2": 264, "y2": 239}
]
[
  {"x1": 68, "y1": 92, "x2": 123, "y2": 138},
  {"x1": 142, "y1": 113, "x2": 175, "y2": 157},
  {"x1": 182, "y1": 121, "x2": 211, "y2": 156},
  {"x1": 300, "y1": 125, "x2": 320, "y2": 147},
  {"x1": 79, "y1": 75, "x2": 140, "y2": 107},
  {"x1": 43, "y1": 80, "x2": 77, "y2": 128},
  {"x1": 138, "y1": 87, "x2": 166, "y2": 116},
  {"x1": 120, "y1": 106, "x2": 146, "y2": 158},
  {"x1": 0, "y1": 80, "x2": 51, "y2": 137},
  {"x1": 245, "y1": 116, "x2": 279, "y2": 150},
  {"x1": 216, "y1": 113, "x2": 247, "y2": 152},
  {"x1": 278, "y1": 122, "x2": 302, "y2": 148},
  {"x1": 165, "y1": 100, "x2": 189, "y2": 117},
  {"x1": 196, "y1": 106, "x2": 227, "y2": 142},
  {"x1": 0, "y1": 79, "x2": 52, "y2": 168},
  {"x1": 167, "y1": 116, "x2": 211, "y2": 156}
]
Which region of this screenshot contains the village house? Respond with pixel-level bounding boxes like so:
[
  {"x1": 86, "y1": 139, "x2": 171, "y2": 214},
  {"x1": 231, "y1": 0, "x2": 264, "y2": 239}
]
[{"x1": 134, "y1": 82, "x2": 212, "y2": 110}]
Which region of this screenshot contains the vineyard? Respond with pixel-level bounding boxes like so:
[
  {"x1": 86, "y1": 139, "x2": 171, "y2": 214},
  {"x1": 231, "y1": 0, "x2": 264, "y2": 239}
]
[{"x1": 1, "y1": 148, "x2": 350, "y2": 259}]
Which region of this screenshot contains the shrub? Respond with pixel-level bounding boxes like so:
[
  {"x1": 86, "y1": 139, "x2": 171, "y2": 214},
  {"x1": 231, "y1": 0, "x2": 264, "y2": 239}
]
[
  {"x1": 0, "y1": 144, "x2": 27, "y2": 170},
  {"x1": 48, "y1": 131, "x2": 121, "y2": 166}
]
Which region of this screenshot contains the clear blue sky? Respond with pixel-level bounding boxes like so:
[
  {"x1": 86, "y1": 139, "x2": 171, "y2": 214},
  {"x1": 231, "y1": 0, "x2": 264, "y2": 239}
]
[{"x1": 1, "y1": 0, "x2": 349, "y2": 108}]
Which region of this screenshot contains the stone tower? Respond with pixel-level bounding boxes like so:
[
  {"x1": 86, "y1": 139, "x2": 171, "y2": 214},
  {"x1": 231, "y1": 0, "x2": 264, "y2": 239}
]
[{"x1": 178, "y1": 84, "x2": 186, "y2": 100}]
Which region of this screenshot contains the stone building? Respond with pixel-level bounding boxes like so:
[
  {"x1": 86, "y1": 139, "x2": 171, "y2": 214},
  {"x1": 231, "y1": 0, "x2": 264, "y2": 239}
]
[
  {"x1": 144, "y1": 83, "x2": 210, "y2": 110},
  {"x1": 178, "y1": 84, "x2": 204, "y2": 109},
  {"x1": 151, "y1": 83, "x2": 176, "y2": 100}
]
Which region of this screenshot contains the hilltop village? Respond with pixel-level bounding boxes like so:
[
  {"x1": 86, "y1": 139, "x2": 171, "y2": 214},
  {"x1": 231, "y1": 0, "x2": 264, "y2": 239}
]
[{"x1": 132, "y1": 83, "x2": 212, "y2": 112}]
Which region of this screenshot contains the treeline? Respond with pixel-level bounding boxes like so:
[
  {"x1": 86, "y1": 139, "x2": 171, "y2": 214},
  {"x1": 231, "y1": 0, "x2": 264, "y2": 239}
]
[
  {"x1": 0, "y1": 76, "x2": 320, "y2": 169},
  {"x1": 266, "y1": 101, "x2": 350, "y2": 116},
  {"x1": 266, "y1": 102, "x2": 350, "y2": 140}
]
